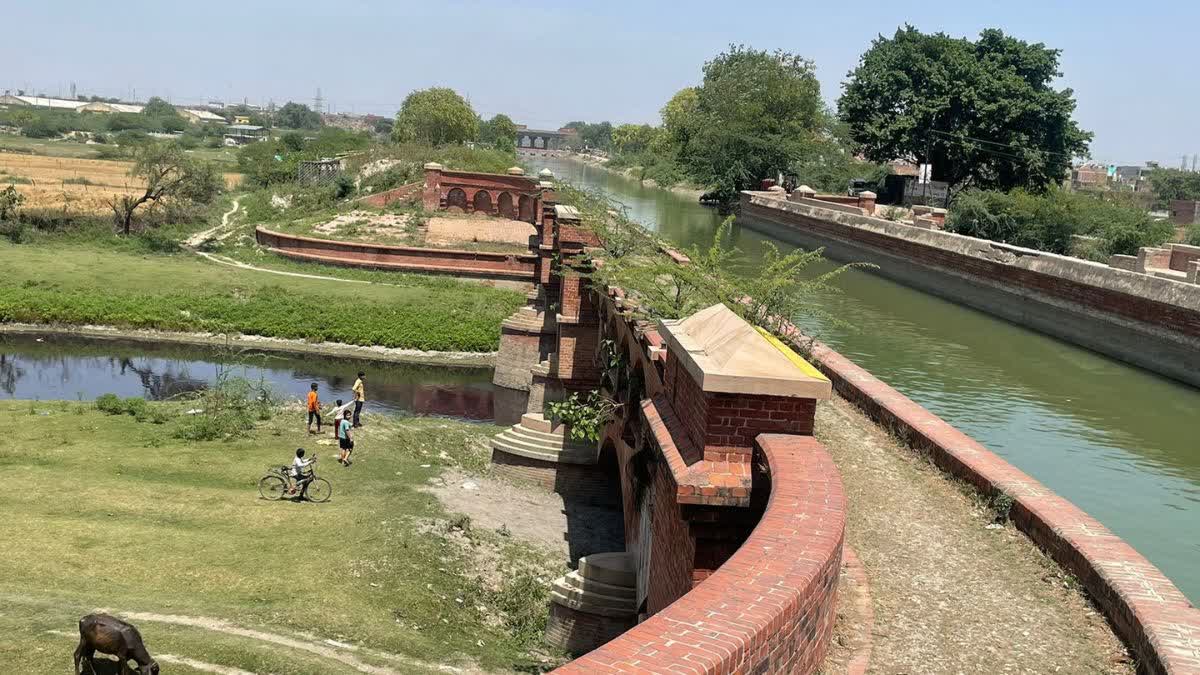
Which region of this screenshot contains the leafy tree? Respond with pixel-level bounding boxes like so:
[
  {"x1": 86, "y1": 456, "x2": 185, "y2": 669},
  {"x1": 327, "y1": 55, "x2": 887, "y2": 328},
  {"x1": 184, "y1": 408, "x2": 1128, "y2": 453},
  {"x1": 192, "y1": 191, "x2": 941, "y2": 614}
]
[
  {"x1": 0, "y1": 185, "x2": 25, "y2": 220},
  {"x1": 1146, "y1": 168, "x2": 1200, "y2": 209},
  {"x1": 839, "y1": 26, "x2": 1091, "y2": 196},
  {"x1": 275, "y1": 102, "x2": 322, "y2": 130},
  {"x1": 280, "y1": 131, "x2": 307, "y2": 152},
  {"x1": 685, "y1": 45, "x2": 823, "y2": 203},
  {"x1": 371, "y1": 116, "x2": 394, "y2": 136},
  {"x1": 109, "y1": 143, "x2": 223, "y2": 234},
  {"x1": 479, "y1": 113, "x2": 518, "y2": 146},
  {"x1": 392, "y1": 88, "x2": 478, "y2": 146},
  {"x1": 660, "y1": 87, "x2": 699, "y2": 158},
  {"x1": 611, "y1": 124, "x2": 661, "y2": 155},
  {"x1": 223, "y1": 105, "x2": 271, "y2": 129},
  {"x1": 580, "y1": 121, "x2": 612, "y2": 151},
  {"x1": 142, "y1": 97, "x2": 177, "y2": 118}
]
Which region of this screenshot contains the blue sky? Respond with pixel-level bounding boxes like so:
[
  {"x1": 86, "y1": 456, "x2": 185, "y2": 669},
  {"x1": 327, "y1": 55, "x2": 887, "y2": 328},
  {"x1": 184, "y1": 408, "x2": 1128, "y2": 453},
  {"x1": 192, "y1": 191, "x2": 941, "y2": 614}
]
[{"x1": 3, "y1": 1, "x2": 1196, "y2": 166}]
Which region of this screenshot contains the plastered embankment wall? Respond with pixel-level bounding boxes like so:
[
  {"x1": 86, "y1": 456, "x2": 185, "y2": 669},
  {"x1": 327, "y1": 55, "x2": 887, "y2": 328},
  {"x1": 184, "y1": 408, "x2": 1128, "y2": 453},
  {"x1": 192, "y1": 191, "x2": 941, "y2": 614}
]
[{"x1": 741, "y1": 192, "x2": 1200, "y2": 388}]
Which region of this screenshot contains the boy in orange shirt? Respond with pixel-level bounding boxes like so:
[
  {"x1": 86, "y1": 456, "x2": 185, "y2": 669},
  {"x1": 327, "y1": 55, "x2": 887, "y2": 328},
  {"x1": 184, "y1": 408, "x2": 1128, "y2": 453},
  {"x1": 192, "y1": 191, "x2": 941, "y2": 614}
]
[{"x1": 305, "y1": 383, "x2": 322, "y2": 434}]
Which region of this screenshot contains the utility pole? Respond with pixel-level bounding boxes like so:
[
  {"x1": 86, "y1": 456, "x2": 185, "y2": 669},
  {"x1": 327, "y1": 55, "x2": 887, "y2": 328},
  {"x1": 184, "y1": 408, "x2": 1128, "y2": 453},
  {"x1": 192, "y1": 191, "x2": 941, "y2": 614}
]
[{"x1": 313, "y1": 87, "x2": 324, "y2": 114}]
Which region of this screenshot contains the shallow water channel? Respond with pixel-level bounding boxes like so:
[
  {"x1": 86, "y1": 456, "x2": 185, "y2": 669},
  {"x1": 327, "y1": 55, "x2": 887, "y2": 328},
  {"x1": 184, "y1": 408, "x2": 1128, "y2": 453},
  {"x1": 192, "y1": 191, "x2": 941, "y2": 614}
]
[
  {"x1": 533, "y1": 156, "x2": 1200, "y2": 604},
  {"x1": 0, "y1": 334, "x2": 499, "y2": 421}
]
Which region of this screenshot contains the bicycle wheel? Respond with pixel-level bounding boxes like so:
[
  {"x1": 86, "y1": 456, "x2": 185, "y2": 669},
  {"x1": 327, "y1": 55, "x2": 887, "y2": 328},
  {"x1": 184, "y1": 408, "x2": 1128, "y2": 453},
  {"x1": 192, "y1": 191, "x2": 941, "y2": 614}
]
[
  {"x1": 258, "y1": 475, "x2": 288, "y2": 501},
  {"x1": 306, "y1": 477, "x2": 332, "y2": 503}
]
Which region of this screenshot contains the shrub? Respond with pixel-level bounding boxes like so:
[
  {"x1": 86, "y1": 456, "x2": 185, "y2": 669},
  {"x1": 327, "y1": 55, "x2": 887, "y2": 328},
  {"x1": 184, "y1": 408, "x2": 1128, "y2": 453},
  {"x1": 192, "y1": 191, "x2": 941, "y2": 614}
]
[
  {"x1": 949, "y1": 188, "x2": 1169, "y2": 257},
  {"x1": 333, "y1": 173, "x2": 356, "y2": 199},
  {"x1": 174, "y1": 375, "x2": 278, "y2": 441},
  {"x1": 1188, "y1": 224, "x2": 1200, "y2": 247}
]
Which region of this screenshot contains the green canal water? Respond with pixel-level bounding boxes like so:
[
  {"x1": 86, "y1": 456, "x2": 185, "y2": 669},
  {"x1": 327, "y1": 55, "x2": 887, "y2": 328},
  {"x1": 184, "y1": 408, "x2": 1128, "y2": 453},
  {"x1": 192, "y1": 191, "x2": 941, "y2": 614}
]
[{"x1": 532, "y1": 156, "x2": 1200, "y2": 604}]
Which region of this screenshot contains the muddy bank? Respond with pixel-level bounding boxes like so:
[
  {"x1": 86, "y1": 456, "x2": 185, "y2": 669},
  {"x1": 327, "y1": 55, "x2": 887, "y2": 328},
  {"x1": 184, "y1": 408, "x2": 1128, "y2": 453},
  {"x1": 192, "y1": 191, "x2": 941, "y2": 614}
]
[
  {"x1": 0, "y1": 323, "x2": 496, "y2": 368},
  {"x1": 560, "y1": 153, "x2": 706, "y2": 201}
]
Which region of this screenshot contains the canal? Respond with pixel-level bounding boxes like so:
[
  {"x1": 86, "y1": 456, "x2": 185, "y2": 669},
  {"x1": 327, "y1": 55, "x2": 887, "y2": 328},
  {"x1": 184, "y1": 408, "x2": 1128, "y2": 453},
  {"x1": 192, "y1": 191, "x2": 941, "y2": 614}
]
[
  {"x1": 0, "y1": 334, "x2": 499, "y2": 422},
  {"x1": 532, "y1": 156, "x2": 1200, "y2": 604}
]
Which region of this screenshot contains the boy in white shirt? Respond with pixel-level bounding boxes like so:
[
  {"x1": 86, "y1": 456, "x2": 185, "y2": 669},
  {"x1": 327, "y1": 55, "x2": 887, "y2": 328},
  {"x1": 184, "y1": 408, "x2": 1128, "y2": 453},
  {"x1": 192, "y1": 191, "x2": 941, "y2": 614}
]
[{"x1": 290, "y1": 448, "x2": 316, "y2": 499}]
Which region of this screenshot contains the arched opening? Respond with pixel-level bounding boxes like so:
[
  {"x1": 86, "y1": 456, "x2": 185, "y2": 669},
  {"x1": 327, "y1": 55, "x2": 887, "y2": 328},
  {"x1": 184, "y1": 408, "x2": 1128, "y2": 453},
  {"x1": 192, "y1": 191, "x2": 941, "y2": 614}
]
[
  {"x1": 497, "y1": 192, "x2": 515, "y2": 220},
  {"x1": 533, "y1": 136, "x2": 545, "y2": 149},
  {"x1": 520, "y1": 135, "x2": 532, "y2": 148},
  {"x1": 472, "y1": 190, "x2": 492, "y2": 214},
  {"x1": 445, "y1": 188, "x2": 467, "y2": 213},
  {"x1": 518, "y1": 194, "x2": 534, "y2": 222}
]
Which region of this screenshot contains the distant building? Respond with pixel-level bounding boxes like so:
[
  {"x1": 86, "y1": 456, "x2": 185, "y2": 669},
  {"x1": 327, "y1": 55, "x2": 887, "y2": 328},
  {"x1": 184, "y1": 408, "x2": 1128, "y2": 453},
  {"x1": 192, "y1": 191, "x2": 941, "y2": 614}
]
[
  {"x1": 77, "y1": 101, "x2": 145, "y2": 114},
  {"x1": 1071, "y1": 163, "x2": 1109, "y2": 190},
  {"x1": 179, "y1": 108, "x2": 227, "y2": 125},
  {"x1": 223, "y1": 124, "x2": 267, "y2": 146},
  {"x1": 1169, "y1": 200, "x2": 1200, "y2": 225},
  {"x1": 233, "y1": 115, "x2": 252, "y2": 125},
  {"x1": 1113, "y1": 163, "x2": 1158, "y2": 192},
  {"x1": 0, "y1": 94, "x2": 91, "y2": 110}
]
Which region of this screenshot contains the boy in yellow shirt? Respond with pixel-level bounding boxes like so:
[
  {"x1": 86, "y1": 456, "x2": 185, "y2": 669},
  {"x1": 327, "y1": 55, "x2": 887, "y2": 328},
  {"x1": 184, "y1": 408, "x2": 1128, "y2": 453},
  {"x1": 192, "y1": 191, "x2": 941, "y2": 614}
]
[{"x1": 352, "y1": 371, "x2": 366, "y2": 428}]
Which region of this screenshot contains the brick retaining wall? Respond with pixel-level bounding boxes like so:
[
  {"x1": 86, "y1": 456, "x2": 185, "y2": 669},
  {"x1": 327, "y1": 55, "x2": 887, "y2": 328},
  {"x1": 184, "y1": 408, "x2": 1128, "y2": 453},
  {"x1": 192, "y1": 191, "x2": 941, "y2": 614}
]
[
  {"x1": 803, "y1": 339, "x2": 1200, "y2": 674},
  {"x1": 255, "y1": 227, "x2": 536, "y2": 282},
  {"x1": 555, "y1": 434, "x2": 845, "y2": 674},
  {"x1": 741, "y1": 192, "x2": 1200, "y2": 388}
]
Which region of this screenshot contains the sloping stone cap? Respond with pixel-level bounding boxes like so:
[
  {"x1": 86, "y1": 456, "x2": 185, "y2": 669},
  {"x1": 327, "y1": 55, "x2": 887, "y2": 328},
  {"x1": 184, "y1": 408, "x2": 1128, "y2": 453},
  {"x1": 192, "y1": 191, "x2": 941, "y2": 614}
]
[
  {"x1": 554, "y1": 204, "x2": 582, "y2": 222},
  {"x1": 659, "y1": 304, "x2": 831, "y2": 399}
]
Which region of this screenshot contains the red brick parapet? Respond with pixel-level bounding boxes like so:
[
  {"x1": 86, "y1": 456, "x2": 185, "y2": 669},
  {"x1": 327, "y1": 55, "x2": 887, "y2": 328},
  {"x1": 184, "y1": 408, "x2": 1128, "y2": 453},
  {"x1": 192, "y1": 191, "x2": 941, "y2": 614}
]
[
  {"x1": 254, "y1": 227, "x2": 536, "y2": 282},
  {"x1": 804, "y1": 339, "x2": 1200, "y2": 674},
  {"x1": 556, "y1": 434, "x2": 845, "y2": 674}
]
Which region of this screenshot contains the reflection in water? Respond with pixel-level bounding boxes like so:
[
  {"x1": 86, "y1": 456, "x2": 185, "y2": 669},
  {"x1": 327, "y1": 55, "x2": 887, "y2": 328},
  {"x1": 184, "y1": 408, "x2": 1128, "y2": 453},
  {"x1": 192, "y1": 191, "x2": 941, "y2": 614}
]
[
  {"x1": 0, "y1": 335, "x2": 496, "y2": 422},
  {"x1": 532, "y1": 155, "x2": 1200, "y2": 603}
]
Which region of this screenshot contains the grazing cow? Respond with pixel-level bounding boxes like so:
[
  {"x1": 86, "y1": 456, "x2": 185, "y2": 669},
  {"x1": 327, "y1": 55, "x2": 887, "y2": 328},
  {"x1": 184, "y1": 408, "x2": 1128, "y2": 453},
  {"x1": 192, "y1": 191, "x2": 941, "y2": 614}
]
[{"x1": 74, "y1": 613, "x2": 159, "y2": 675}]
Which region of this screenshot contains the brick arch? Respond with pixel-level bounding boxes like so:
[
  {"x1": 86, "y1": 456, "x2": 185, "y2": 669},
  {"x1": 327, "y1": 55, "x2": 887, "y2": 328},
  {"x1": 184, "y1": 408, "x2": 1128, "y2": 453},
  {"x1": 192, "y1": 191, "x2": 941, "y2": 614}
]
[
  {"x1": 472, "y1": 189, "x2": 493, "y2": 214},
  {"x1": 518, "y1": 194, "x2": 534, "y2": 222},
  {"x1": 446, "y1": 188, "x2": 467, "y2": 213},
  {"x1": 497, "y1": 192, "x2": 516, "y2": 220}
]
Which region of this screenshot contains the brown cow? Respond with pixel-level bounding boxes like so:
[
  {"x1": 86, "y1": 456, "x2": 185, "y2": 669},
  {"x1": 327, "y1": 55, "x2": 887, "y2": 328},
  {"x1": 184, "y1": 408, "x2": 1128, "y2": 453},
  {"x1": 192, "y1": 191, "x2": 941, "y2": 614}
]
[{"x1": 74, "y1": 613, "x2": 160, "y2": 675}]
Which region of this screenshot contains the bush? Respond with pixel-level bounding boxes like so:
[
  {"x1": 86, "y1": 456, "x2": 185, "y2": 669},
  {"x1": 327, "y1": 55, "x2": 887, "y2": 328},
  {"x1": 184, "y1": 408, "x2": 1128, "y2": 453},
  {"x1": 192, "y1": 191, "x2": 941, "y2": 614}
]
[
  {"x1": 333, "y1": 173, "x2": 356, "y2": 199},
  {"x1": 174, "y1": 376, "x2": 276, "y2": 441},
  {"x1": 949, "y1": 188, "x2": 1169, "y2": 257},
  {"x1": 1188, "y1": 224, "x2": 1200, "y2": 247},
  {"x1": 95, "y1": 394, "x2": 162, "y2": 422}
]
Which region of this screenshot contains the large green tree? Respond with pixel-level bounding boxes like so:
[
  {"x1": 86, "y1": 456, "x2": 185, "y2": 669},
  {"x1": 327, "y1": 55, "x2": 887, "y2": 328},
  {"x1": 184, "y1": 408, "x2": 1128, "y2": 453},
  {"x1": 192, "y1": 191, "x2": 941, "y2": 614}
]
[
  {"x1": 108, "y1": 143, "x2": 223, "y2": 234},
  {"x1": 1147, "y1": 168, "x2": 1200, "y2": 209},
  {"x1": 685, "y1": 45, "x2": 823, "y2": 202},
  {"x1": 392, "y1": 88, "x2": 478, "y2": 146},
  {"x1": 479, "y1": 113, "x2": 518, "y2": 145},
  {"x1": 660, "y1": 87, "x2": 699, "y2": 158},
  {"x1": 838, "y1": 26, "x2": 1091, "y2": 195},
  {"x1": 275, "y1": 102, "x2": 322, "y2": 130}
]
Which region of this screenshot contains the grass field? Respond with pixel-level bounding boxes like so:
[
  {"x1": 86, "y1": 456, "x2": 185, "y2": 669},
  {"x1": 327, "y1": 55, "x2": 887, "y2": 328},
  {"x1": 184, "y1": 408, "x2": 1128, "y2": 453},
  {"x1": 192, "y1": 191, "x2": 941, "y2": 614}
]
[
  {"x1": 0, "y1": 241, "x2": 525, "y2": 351},
  {"x1": 0, "y1": 134, "x2": 241, "y2": 166},
  {"x1": 1, "y1": 153, "x2": 241, "y2": 215},
  {"x1": 0, "y1": 400, "x2": 563, "y2": 673}
]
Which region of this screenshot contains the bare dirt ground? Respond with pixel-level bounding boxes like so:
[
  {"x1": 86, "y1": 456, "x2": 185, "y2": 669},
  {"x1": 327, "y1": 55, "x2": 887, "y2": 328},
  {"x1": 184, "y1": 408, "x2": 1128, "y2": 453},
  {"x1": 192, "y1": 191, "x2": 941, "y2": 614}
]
[
  {"x1": 815, "y1": 396, "x2": 1133, "y2": 674},
  {"x1": 425, "y1": 469, "x2": 624, "y2": 561},
  {"x1": 425, "y1": 217, "x2": 535, "y2": 248}
]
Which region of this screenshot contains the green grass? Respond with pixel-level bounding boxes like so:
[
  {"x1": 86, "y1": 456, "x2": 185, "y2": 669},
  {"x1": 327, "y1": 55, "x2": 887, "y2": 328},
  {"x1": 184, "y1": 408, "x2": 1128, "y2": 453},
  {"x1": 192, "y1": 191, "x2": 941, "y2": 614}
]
[
  {"x1": 0, "y1": 134, "x2": 241, "y2": 167},
  {"x1": 0, "y1": 401, "x2": 564, "y2": 673},
  {"x1": 0, "y1": 241, "x2": 525, "y2": 351}
]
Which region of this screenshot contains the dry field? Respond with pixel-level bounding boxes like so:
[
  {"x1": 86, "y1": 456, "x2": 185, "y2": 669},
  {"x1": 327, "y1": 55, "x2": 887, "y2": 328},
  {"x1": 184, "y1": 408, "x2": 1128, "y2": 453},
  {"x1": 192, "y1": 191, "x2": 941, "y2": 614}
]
[{"x1": 0, "y1": 153, "x2": 241, "y2": 214}]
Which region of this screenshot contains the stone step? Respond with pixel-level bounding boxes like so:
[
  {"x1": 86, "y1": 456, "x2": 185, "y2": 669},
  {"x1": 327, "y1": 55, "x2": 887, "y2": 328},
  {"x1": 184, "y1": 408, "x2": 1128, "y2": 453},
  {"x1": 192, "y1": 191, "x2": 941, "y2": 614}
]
[
  {"x1": 552, "y1": 572, "x2": 637, "y2": 611},
  {"x1": 577, "y1": 552, "x2": 636, "y2": 588},
  {"x1": 520, "y1": 412, "x2": 558, "y2": 434},
  {"x1": 561, "y1": 570, "x2": 636, "y2": 600},
  {"x1": 507, "y1": 424, "x2": 572, "y2": 444},
  {"x1": 548, "y1": 589, "x2": 637, "y2": 618},
  {"x1": 504, "y1": 427, "x2": 596, "y2": 457},
  {"x1": 491, "y1": 430, "x2": 597, "y2": 462},
  {"x1": 490, "y1": 435, "x2": 598, "y2": 465}
]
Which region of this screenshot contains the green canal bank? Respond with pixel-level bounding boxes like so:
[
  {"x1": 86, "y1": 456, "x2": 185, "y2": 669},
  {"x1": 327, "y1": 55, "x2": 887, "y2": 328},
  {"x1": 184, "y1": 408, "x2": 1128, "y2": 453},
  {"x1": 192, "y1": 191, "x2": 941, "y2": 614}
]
[{"x1": 531, "y1": 154, "x2": 1200, "y2": 605}]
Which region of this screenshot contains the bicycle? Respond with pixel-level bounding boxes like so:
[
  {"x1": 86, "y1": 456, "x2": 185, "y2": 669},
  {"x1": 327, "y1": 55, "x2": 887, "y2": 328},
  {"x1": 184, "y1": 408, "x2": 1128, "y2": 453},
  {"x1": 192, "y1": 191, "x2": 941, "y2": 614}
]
[{"x1": 258, "y1": 457, "x2": 332, "y2": 503}]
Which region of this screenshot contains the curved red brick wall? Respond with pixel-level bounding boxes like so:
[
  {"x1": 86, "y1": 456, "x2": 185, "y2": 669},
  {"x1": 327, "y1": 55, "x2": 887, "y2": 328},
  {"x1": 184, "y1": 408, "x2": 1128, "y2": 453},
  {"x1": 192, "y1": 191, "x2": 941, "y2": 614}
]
[
  {"x1": 255, "y1": 227, "x2": 536, "y2": 281},
  {"x1": 805, "y1": 340, "x2": 1200, "y2": 674},
  {"x1": 555, "y1": 434, "x2": 846, "y2": 674}
]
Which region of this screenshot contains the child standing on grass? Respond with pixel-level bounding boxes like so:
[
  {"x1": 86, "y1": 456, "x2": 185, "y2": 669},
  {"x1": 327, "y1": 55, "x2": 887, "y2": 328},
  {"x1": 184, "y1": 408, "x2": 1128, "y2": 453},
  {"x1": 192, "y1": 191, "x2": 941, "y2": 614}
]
[
  {"x1": 337, "y1": 409, "x2": 355, "y2": 466},
  {"x1": 327, "y1": 398, "x2": 352, "y2": 438},
  {"x1": 305, "y1": 383, "x2": 322, "y2": 434}
]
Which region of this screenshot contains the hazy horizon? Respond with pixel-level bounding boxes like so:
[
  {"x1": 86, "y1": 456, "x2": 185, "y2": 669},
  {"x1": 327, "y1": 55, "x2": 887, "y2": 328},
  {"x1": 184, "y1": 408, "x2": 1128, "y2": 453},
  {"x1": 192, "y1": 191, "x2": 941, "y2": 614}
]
[{"x1": 4, "y1": 0, "x2": 1197, "y2": 167}]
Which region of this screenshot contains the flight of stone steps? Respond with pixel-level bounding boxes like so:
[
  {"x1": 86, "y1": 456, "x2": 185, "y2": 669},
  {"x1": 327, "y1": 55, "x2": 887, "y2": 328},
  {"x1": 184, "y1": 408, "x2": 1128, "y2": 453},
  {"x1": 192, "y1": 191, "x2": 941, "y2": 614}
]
[
  {"x1": 545, "y1": 552, "x2": 638, "y2": 654},
  {"x1": 501, "y1": 305, "x2": 551, "y2": 332},
  {"x1": 490, "y1": 413, "x2": 598, "y2": 464}
]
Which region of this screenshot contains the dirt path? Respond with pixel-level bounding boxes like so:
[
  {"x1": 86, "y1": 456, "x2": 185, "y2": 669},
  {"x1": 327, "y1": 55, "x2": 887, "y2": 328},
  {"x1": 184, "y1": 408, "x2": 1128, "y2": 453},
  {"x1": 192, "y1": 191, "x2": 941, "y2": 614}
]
[
  {"x1": 45, "y1": 606, "x2": 478, "y2": 675},
  {"x1": 814, "y1": 396, "x2": 1132, "y2": 674}
]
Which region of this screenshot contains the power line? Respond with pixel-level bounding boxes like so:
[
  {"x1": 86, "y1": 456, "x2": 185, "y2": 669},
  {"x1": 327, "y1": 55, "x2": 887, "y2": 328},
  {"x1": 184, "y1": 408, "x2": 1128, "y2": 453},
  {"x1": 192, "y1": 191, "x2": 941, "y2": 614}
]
[{"x1": 928, "y1": 129, "x2": 1078, "y2": 162}]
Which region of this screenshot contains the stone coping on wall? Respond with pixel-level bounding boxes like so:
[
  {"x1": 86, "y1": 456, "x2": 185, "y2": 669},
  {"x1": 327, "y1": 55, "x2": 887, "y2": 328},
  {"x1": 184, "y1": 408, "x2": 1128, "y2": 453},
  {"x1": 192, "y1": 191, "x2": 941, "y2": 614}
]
[
  {"x1": 745, "y1": 191, "x2": 1200, "y2": 312},
  {"x1": 254, "y1": 227, "x2": 536, "y2": 281},
  {"x1": 554, "y1": 434, "x2": 846, "y2": 674},
  {"x1": 801, "y1": 337, "x2": 1200, "y2": 673},
  {"x1": 659, "y1": 303, "x2": 832, "y2": 399}
]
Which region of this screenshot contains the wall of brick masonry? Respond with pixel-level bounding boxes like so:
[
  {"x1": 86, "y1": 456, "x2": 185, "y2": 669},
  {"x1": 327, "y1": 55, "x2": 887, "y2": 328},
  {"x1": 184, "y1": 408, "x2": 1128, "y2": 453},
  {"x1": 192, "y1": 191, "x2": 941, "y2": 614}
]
[
  {"x1": 555, "y1": 435, "x2": 846, "y2": 674},
  {"x1": 255, "y1": 227, "x2": 536, "y2": 283},
  {"x1": 800, "y1": 336, "x2": 1200, "y2": 674},
  {"x1": 741, "y1": 192, "x2": 1200, "y2": 388},
  {"x1": 546, "y1": 603, "x2": 636, "y2": 657}
]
